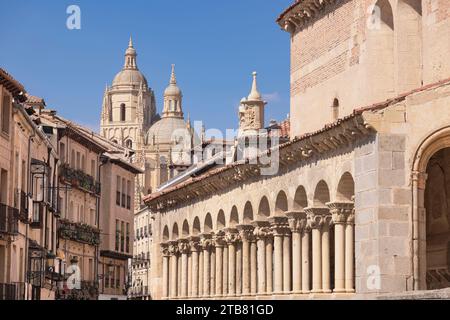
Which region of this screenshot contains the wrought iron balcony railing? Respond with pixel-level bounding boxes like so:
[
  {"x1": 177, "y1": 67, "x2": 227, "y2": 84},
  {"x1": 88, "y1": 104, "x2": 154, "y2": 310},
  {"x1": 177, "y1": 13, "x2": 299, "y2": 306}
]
[
  {"x1": 0, "y1": 204, "x2": 19, "y2": 235},
  {"x1": 58, "y1": 219, "x2": 100, "y2": 246},
  {"x1": 60, "y1": 164, "x2": 101, "y2": 196},
  {"x1": 0, "y1": 283, "x2": 26, "y2": 300}
]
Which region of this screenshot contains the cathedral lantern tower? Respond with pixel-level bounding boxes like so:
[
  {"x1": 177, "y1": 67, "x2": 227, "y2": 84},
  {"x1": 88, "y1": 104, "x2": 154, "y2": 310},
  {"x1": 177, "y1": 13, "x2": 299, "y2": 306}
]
[
  {"x1": 100, "y1": 37, "x2": 156, "y2": 151},
  {"x1": 238, "y1": 72, "x2": 267, "y2": 137}
]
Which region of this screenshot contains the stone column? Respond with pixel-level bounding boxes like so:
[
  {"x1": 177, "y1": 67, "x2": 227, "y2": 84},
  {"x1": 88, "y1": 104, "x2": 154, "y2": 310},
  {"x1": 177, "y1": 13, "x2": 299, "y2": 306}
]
[
  {"x1": 321, "y1": 215, "x2": 333, "y2": 294},
  {"x1": 179, "y1": 239, "x2": 190, "y2": 298},
  {"x1": 327, "y1": 202, "x2": 353, "y2": 293},
  {"x1": 168, "y1": 241, "x2": 179, "y2": 298},
  {"x1": 250, "y1": 238, "x2": 257, "y2": 295},
  {"x1": 199, "y1": 248, "x2": 204, "y2": 297},
  {"x1": 213, "y1": 231, "x2": 226, "y2": 297},
  {"x1": 306, "y1": 207, "x2": 330, "y2": 293},
  {"x1": 269, "y1": 216, "x2": 289, "y2": 295},
  {"x1": 200, "y1": 233, "x2": 213, "y2": 298},
  {"x1": 188, "y1": 253, "x2": 192, "y2": 298},
  {"x1": 253, "y1": 221, "x2": 271, "y2": 295},
  {"x1": 225, "y1": 228, "x2": 240, "y2": 297},
  {"x1": 223, "y1": 244, "x2": 228, "y2": 296},
  {"x1": 160, "y1": 243, "x2": 170, "y2": 299},
  {"x1": 345, "y1": 209, "x2": 355, "y2": 293},
  {"x1": 237, "y1": 225, "x2": 254, "y2": 297},
  {"x1": 265, "y1": 233, "x2": 274, "y2": 294},
  {"x1": 188, "y1": 236, "x2": 200, "y2": 298},
  {"x1": 210, "y1": 248, "x2": 216, "y2": 297},
  {"x1": 286, "y1": 211, "x2": 307, "y2": 295},
  {"x1": 302, "y1": 226, "x2": 311, "y2": 293}
]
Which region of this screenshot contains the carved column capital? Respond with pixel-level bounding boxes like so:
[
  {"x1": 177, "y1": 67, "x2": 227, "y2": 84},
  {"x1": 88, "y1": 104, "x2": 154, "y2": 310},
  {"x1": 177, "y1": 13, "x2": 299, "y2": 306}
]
[
  {"x1": 326, "y1": 202, "x2": 354, "y2": 225},
  {"x1": 160, "y1": 242, "x2": 170, "y2": 257},
  {"x1": 252, "y1": 221, "x2": 273, "y2": 242},
  {"x1": 237, "y1": 224, "x2": 255, "y2": 242},
  {"x1": 224, "y1": 228, "x2": 241, "y2": 245},
  {"x1": 200, "y1": 233, "x2": 214, "y2": 251},
  {"x1": 178, "y1": 239, "x2": 191, "y2": 255},
  {"x1": 269, "y1": 216, "x2": 290, "y2": 236},
  {"x1": 187, "y1": 236, "x2": 201, "y2": 252},
  {"x1": 213, "y1": 230, "x2": 227, "y2": 248},
  {"x1": 286, "y1": 211, "x2": 308, "y2": 233},
  {"x1": 168, "y1": 240, "x2": 180, "y2": 256},
  {"x1": 305, "y1": 207, "x2": 331, "y2": 230}
]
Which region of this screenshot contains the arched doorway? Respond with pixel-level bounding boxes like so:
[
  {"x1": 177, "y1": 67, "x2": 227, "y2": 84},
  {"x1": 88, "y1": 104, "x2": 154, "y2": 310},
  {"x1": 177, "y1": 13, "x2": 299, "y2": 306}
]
[
  {"x1": 412, "y1": 127, "x2": 450, "y2": 290},
  {"x1": 424, "y1": 148, "x2": 450, "y2": 289}
]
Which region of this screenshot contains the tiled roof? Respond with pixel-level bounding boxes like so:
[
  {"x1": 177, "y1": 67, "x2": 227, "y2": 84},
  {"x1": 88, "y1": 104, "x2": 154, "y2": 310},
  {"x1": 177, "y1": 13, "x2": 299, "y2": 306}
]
[
  {"x1": 0, "y1": 68, "x2": 26, "y2": 101},
  {"x1": 25, "y1": 93, "x2": 45, "y2": 106}
]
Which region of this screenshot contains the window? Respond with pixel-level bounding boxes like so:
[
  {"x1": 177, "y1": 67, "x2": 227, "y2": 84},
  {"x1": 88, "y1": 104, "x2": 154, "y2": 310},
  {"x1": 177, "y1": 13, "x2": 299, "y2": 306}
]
[
  {"x1": 116, "y1": 267, "x2": 120, "y2": 288},
  {"x1": 115, "y1": 220, "x2": 120, "y2": 251},
  {"x1": 76, "y1": 152, "x2": 80, "y2": 170},
  {"x1": 71, "y1": 150, "x2": 75, "y2": 167},
  {"x1": 126, "y1": 139, "x2": 133, "y2": 149},
  {"x1": 126, "y1": 223, "x2": 130, "y2": 253},
  {"x1": 120, "y1": 221, "x2": 125, "y2": 252},
  {"x1": 121, "y1": 178, "x2": 126, "y2": 208},
  {"x1": 21, "y1": 160, "x2": 26, "y2": 191},
  {"x1": 2, "y1": 93, "x2": 11, "y2": 134},
  {"x1": 120, "y1": 104, "x2": 126, "y2": 122},
  {"x1": 116, "y1": 176, "x2": 121, "y2": 206},
  {"x1": 91, "y1": 159, "x2": 96, "y2": 179},
  {"x1": 60, "y1": 143, "x2": 66, "y2": 163},
  {"x1": 127, "y1": 180, "x2": 131, "y2": 210},
  {"x1": 81, "y1": 155, "x2": 85, "y2": 172},
  {"x1": 332, "y1": 98, "x2": 339, "y2": 121}
]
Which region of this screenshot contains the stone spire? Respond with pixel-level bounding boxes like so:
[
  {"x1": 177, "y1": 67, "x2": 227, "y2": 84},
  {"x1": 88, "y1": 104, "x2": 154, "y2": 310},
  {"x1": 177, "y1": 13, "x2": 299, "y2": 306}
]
[
  {"x1": 238, "y1": 71, "x2": 267, "y2": 134},
  {"x1": 162, "y1": 64, "x2": 183, "y2": 118},
  {"x1": 248, "y1": 71, "x2": 262, "y2": 101},
  {"x1": 124, "y1": 36, "x2": 138, "y2": 70}
]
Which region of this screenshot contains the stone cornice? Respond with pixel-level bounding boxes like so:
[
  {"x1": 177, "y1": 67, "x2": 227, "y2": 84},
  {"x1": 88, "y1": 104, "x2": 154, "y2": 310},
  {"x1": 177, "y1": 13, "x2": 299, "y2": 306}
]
[{"x1": 277, "y1": 0, "x2": 340, "y2": 34}]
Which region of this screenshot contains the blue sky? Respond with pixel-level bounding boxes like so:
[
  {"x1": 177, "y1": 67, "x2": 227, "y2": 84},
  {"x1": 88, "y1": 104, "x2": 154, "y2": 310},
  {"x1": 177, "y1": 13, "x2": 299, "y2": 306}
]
[{"x1": 0, "y1": 0, "x2": 292, "y2": 133}]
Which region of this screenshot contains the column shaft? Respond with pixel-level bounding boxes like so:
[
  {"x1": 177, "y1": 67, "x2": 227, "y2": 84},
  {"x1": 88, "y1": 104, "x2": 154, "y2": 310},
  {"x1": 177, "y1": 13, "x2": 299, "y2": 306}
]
[
  {"x1": 292, "y1": 231, "x2": 302, "y2": 293},
  {"x1": 228, "y1": 243, "x2": 236, "y2": 296},
  {"x1": 312, "y1": 228, "x2": 322, "y2": 293},
  {"x1": 334, "y1": 223, "x2": 346, "y2": 293},
  {"x1": 210, "y1": 250, "x2": 216, "y2": 297},
  {"x1": 199, "y1": 251, "x2": 203, "y2": 297},
  {"x1": 170, "y1": 254, "x2": 178, "y2": 298},
  {"x1": 273, "y1": 235, "x2": 283, "y2": 294},
  {"x1": 236, "y1": 243, "x2": 242, "y2": 296},
  {"x1": 181, "y1": 253, "x2": 188, "y2": 298},
  {"x1": 203, "y1": 249, "x2": 211, "y2": 297},
  {"x1": 265, "y1": 239, "x2": 273, "y2": 294},
  {"x1": 250, "y1": 241, "x2": 257, "y2": 295},
  {"x1": 242, "y1": 240, "x2": 250, "y2": 295},
  {"x1": 302, "y1": 231, "x2": 310, "y2": 293},
  {"x1": 322, "y1": 225, "x2": 331, "y2": 293},
  {"x1": 191, "y1": 250, "x2": 199, "y2": 298},
  {"x1": 215, "y1": 246, "x2": 223, "y2": 296},
  {"x1": 345, "y1": 223, "x2": 355, "y2": 293},
  {"x1": 257, "y1": 238, "x2": 266, "y2": 294},
  {"x1": 162, "y1": 255, "x2": 169, "y2": 298},
  {"x1": 223, "y1": 246, "x2": 228, "y2": 296},
  {"x1": 283, "y1": 233, "x2": 292, "y2": 293}
]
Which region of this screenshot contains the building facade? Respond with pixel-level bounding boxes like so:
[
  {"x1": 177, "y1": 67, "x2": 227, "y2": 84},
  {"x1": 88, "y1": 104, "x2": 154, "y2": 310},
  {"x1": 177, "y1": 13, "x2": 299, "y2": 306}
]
[{"x1": 145, "y1": 0, "x2": 450, "y2": 300}]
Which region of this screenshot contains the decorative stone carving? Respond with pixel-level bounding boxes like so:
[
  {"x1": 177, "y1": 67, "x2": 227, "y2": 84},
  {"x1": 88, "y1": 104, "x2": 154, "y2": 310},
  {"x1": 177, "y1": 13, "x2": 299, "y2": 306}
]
[
  {"x1": 286, "y1": 211, "x2": 308, "y2": 233},
  {"x1": 305, "y1": 207, "x2": 332, "y2": 230},
  {"x1": 269, "y1": 216, "x2": 290, "y2": 236},
  {"x1": 188, "y1": 236, "x2": 201, "y2": 252},
  {"x1": 213, "y1": 231, "x2": 227, "y2": 248},
  {"x1": 178, "y1": 239, "x2": 191, "y2": 255},
  {"x1": 160, "y1": 242, "x2": 170, "y2": 257},
  {"x1": 224, "y1": 228, "x2": 241, "y2": 245},
  {"x1": 168, "y1": 241, "x2": 180, "y2": 256},
  {"x1": 326, "y1": 202, "x2": 354, "y2": 225},
  {"x1": 200, "y1": 234, "x2": 214, "y2": 251},
  {"x1": 237, "y1": 225, "x2": 255, "y2": 242}
]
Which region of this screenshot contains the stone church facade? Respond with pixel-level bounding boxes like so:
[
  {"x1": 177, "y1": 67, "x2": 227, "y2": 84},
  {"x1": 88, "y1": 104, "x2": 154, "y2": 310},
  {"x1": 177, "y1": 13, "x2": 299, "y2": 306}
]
[{"x1": 144, "y1": 0, "x2": 450, "y2": 300}]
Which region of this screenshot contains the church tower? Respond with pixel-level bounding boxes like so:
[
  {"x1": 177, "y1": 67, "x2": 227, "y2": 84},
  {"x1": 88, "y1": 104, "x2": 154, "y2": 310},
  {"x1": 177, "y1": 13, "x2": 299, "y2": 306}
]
[{"x1": 100, "y1": 37, "x2": 156, "y2": 151}]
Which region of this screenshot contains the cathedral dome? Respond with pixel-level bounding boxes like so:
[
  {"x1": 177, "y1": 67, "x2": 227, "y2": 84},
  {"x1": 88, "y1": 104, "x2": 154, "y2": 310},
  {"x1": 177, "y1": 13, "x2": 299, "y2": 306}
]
[
  {"x1": 112, "y1": 69, "x2": 148, "y2": 87},
  {"x1": 146, "y1": 117, "x2": 190, "y2": 145}
]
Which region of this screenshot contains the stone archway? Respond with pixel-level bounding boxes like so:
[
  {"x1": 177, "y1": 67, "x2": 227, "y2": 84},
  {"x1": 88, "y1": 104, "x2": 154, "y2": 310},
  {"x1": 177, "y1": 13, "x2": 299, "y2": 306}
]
[{"x1": 412, "y1": 126, "x2": 450, "y2": 290}]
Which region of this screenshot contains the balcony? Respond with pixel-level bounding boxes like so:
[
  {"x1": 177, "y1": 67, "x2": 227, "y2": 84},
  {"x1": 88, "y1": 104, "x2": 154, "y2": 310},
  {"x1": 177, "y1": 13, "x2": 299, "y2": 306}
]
[
  {"x1": 57, "y1": 281, "x2": 99, "y2": 300},
  {"x1": 0, "y1": 283, "x2": 26, "y2": 300},
  {"x1": 0, "y1": 204, "x2": 19, "y2": 235},
  {"x1": 58, "y1": 219, "x2": 100, "y2": 246},
  {"x1": 60, "y1": 164, "x2": 101, "y2": 196},
  {"x1": 30, "y1": 201, "x2": 44, "y2": 229}
]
